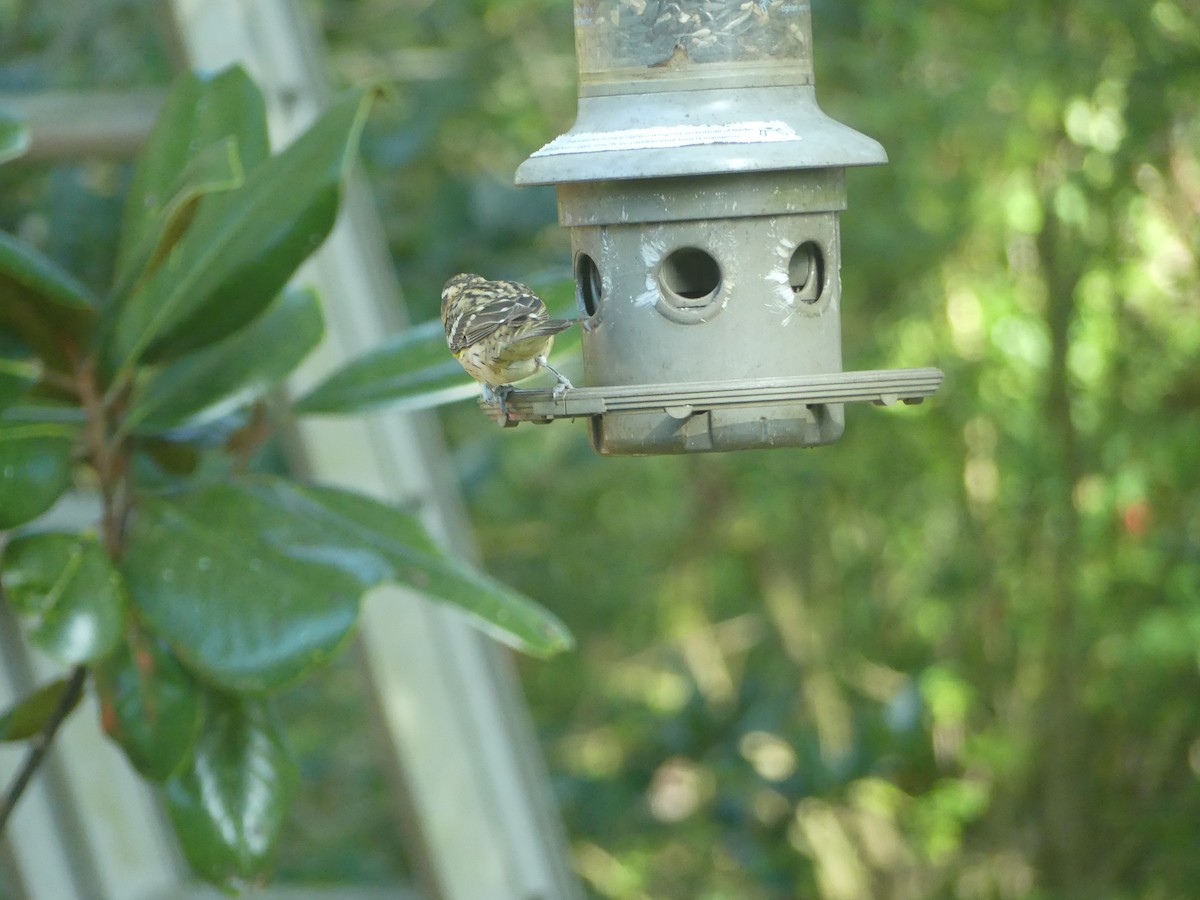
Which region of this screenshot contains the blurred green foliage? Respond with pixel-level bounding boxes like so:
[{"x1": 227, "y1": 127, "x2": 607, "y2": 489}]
[
  {"x1": 3, "y1": 0, "x2": 1199, "y2": 896},
  {"x1": 317, "y1": 0, "x2": 1200, "y2": 896}
]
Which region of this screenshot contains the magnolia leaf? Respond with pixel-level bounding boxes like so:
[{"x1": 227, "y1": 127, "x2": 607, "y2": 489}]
[
  {"x1": 105, "y1": 88, "x2": 374, "y2": 373},
  {"x1": 0, "y1": 678, "x2": 82, "y2": 741},
  {"x1": 294, "y1": 319, "x2": 476, "y2": 415},
  {"x1": 121, "y1": 485, "x2": 364, "y2": 692},
  {"x1": 0, "y1": 230, "x2": 97, "y2": 371},
  {"x1": 94, "y1": 638, "x2": 203, "y2": 782},
  {"x1": 164, "y1": 694, "x2": 296, "y2": 889},
  {"x1": 126, "y1": 286, "x2": 323, "y2": 433},
  {"x1": 0, "y1": 532, "x2": 127, "y2": 665},
  {"x1": 113, "y1": 137, "x2": 245, "y2": 296},
  {"x1": 122, "y1": 475, "x2": 569, "y2": 691},
  {"x1": 245, "y1": 477, "x2": 571, "y2": 654},
  {"x1": 0, "y1": 422, "x2": 76, "y2": 529},
  {"x1": 116, "y1": 66, "x2": 269, "y2": 283}
]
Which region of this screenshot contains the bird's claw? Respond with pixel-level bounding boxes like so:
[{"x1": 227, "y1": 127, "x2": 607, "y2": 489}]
[
  {"x1": 481, "y1": 383, "x2": 513, "y2": 421},
  {"x1": 496, "y1": 385, "x2": 513, "y2": 419},
  {"x1": 541, "y1": 359, "x2": 573, "y2": 401}
]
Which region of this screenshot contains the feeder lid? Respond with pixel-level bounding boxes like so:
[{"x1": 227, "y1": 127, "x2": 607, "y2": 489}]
[{"x1": 516, "y1": 84, "x2": 886, "y2": 186}]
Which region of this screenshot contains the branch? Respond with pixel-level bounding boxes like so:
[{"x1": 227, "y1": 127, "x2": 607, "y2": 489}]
[{"x1": 0, "y1": 665, "x2": 88, "y2": 834}]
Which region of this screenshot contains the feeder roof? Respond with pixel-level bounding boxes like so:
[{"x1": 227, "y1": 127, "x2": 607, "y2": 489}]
[{"x1": 516, "y1": 85, "x2": 886, "y2": 186}]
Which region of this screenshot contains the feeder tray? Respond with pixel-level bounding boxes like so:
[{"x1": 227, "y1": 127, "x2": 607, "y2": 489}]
[{"x1": 482, "y1": 367, "x2": 943, "y2": 454}]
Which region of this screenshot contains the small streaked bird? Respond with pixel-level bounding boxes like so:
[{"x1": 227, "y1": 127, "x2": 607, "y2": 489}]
[{"x1": 440, "y1": 273, "x2": 574, "y2": 413}]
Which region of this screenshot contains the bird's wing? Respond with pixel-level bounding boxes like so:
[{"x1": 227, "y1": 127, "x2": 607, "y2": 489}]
[{"x1": 446, "y1": 280, "x2": 548, "y2": 352}]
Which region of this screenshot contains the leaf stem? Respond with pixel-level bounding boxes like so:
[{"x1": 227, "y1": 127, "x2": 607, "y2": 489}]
[
  {"x1": 76, "y1": 358, "x2": 132, "y2": 558},
  {"x1": 0, "y1": 665, "x2": 88, "y2": 834}
]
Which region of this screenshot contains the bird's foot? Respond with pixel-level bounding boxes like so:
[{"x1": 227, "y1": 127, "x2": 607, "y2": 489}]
[
  {"x1": 495, "y1": 384, "x2": 513, "y2": 419},
  {"x1": 540, "y1": 359, "x2": 574, "y2": 400},
  {"x1": 481, "y1": 383, "x2": 512, "y2": 418}
]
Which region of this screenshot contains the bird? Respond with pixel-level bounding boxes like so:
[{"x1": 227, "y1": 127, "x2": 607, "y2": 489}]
[{"x1": 440, "y1": 273, "x2": 575, "y2": 415}]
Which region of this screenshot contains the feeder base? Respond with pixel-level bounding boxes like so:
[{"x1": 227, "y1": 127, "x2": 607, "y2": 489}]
[{"x1": 479, "y1": 367, "x2": 943, "y2": 455}]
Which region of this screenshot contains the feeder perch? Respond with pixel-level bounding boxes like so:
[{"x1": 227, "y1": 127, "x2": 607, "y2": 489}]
[{"x1": 507, "y1": 0, "x2": 942, "y2": 454}]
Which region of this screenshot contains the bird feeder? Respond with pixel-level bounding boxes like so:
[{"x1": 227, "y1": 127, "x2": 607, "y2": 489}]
[{"x1": 508, "y1": 0, "x2": 942, "y2": 454}]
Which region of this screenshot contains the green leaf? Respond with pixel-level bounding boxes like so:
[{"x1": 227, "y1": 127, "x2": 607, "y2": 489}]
[
  {"x1": 116, "y1": 66, "x2": 269, "y2": 285},
  {"x1": 0, "y1": 356, "x2": 42, "y2": 413},
  {"x1": 265, "y1": 480, "x2": 572, "y2": 657},
  {"x1": 94, "y1": 637, "x2": 203, "y2": 781},
  {"x1": 122, "y1": 475, "x2": 569, "y2": 692},
  {"x1": 121, "y1": 484, "x2": 364, "y2": 692},
  {"x1": 0, "y1": 230, "x2": 98, "y2": 372},
  {"x1": 105, "y1": 87, "x2": 374, "y2": 373},
  {"x1": 0, "y1": 110, "x2": 30, "y2": 165},
  {"x1": 1, "y1": 533, "x2": 127, "y2": 665},
  {"x1": 113, "y1": 137, "x2": 245, "y2": 297},
  {"x1": 294, "y1": 319, "x2": 476, "y2": 415},
  {"x1": 0, "y1": 678, "x2": 82, "y2": 741},
  {"x1": 164, "y1": 694, "x2": 296, "y2": 889},
  {"x1": 0, "y1": 422, "x2": 75, "y2": 529},
  {"x1": 125, "y1": 286, "x2": 324, "y2": 433}
]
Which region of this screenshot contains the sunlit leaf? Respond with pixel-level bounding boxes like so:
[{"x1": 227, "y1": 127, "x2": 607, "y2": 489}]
[
  {"x1": 0, "y1": 422, "x2": 76, "y2": 529},
  {"x1": 126, "y1": 287, "x2": 324, "y2": 433},
  {"x1": 105, "y1": 88, "x2": 374, "y2": 373},
  {"x1": 116, "y1": 66, "x2": 269, "y2": 285},
  {"x1": 164, "y1": 694, "x2": 296, "y2": 889},
  {"x1": 0, "y1": 532, "x2": 127, "y2": 665},
  {"x1": 95, "y1": 637, "x2": 203, "y2": 781},
  {"x1": 0, "y1": 678, "x2": 82, "y2": 741}
]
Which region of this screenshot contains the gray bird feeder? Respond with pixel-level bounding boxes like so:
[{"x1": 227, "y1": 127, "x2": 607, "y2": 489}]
[{"x1": 505, "y1": 0, "x2": 942, "y2": 454}]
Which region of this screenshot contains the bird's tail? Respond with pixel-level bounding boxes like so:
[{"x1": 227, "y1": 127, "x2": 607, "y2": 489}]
[{"x1": 524, "y1": 318, "x2": 575, "y2": 339}]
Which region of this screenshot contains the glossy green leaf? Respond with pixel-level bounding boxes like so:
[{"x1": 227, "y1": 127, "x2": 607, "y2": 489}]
[
  {"x1": 0, "y1": 678, "x2": 82, "y2": 741},
  {"x1": 126, "y1": 286, "x2": 324, "y2": 433},
  {"x1": 1, "y1": 532, "x2": 127, "y2": 665},
  {"x1": 164, "y1": 694, "x2": 296, "y2": 889},
  {"x1": 0, "y1": 111, "x2": 30, "y2": 165},
  {"x1": 123, "y1": 475, "x2": 568, "y2": 691},
  {"x1": 121, "y1": 484, "x2": 364, "y2": 692},
  {"x1": 0, "y1": 356, "x2": 41, "y2": 413},
  {"x1": 113, "y1": 137, "x2": 244, "y2": 297},
  {"x1": 294, "y1": 318, "x2": 476, "y2": 415},
  {"x1": 106, "y1": 87, "x2": 374, "y2": 372},
  {"x1": 0, "y1": 230, "x2": 98, "y2": 371},
  {"x1": 250, "y1": 476, "x2": 572, "y2": 655},
  {"x1": 0, "y1": 422, "x2": 75, "y2": 529},
  {"x1": 116, "y1": 66, "x2": 268, "y2": 285},
  {"x1": 94, "y1": 637, "x2": 203, "y2": 781}
]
